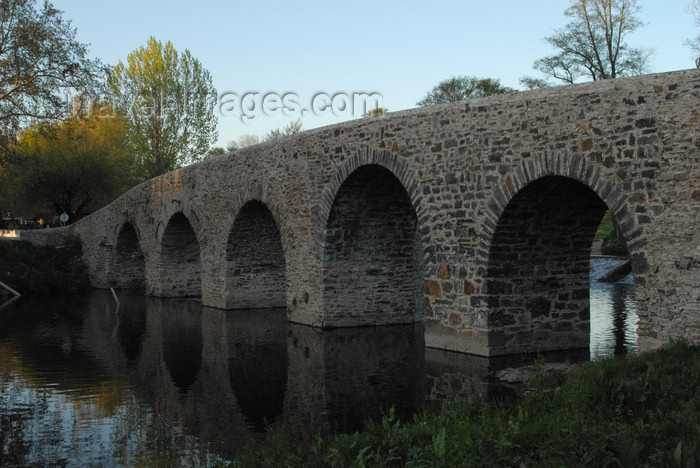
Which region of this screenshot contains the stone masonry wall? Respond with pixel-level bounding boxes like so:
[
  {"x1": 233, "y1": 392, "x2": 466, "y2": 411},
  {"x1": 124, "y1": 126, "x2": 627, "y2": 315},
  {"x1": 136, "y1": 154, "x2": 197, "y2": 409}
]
[
  {"x1": 27, "y1": 69, "x2": 699, "y2": 356},
  {"x1": 322, "y1": 165, "x2": 423, "y2": 326},
  {"x1": 225, "y1": 201, "x2": 286, "y2": 309}
]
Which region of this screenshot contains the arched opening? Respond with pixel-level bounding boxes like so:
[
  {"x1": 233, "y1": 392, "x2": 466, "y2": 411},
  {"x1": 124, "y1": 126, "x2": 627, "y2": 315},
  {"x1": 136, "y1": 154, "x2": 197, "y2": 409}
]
[
  {"x1": 225, "y1": 201, "x2": 286, "y2": 309},
  {"x1": 159, "y1": 213, "x2": 201, "y2": 298},
  {"x1": 114, "y1": 222, "x2": 146, "y2": 289},
  {"x1": 486, "y1": 175, "x2": 635, "y2": 356},
  {"x1": 323, "y1": 164, "x2": 423, "y2": 326},
  {"x1": 589, "y1": 212, "x2": 638, "y2": 359}
]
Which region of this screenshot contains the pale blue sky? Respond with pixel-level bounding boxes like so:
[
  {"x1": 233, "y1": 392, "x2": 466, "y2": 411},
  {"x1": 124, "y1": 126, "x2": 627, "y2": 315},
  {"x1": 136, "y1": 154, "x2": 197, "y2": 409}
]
[{"x1": 53, "y1": 0, "x2": 698, "y2": 148}]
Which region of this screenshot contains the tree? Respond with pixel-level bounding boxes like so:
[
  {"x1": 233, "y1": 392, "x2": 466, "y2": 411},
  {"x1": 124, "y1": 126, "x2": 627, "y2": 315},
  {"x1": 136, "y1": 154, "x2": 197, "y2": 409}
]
[
  {"x1": 686, "y1": 0, "x2": 700, "y2": 67},
  {"x1": 416, "y1": 76, "x2": 514, "y2": 106},
  {"x1": 205, "y1": 146, "x2": 226, "y2": 157},
  {"x1": 234, "y1": 134, "x2": 261, "y2": 148},
  {"x1": 3, "y1": 113, "x2": 131, "y2": 221},
  {"x1": 0, "y1": 0, "x2": 101, "y2": 137},
  {"x1": 108, "y1": 37, "x2": 217, "y2": 182},
  {"x1": 364, "y1": 107, "x2": 388, "y2": 117},
  {"x1": 518, "y1": 76, "x2": 552, "y2": 90},
  {"x1": 533, "y1": 0, "x2": 649, "y2": 84},
  {"x1": 265, "y1": 118, "x2": 302, "y2": 141}
]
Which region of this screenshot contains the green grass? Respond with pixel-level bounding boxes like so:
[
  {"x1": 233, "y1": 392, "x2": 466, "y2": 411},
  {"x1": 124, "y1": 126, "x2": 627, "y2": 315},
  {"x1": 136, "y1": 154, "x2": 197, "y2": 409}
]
[{"x1": 231, "y1": 341, "x2": 700, "y2": 467}]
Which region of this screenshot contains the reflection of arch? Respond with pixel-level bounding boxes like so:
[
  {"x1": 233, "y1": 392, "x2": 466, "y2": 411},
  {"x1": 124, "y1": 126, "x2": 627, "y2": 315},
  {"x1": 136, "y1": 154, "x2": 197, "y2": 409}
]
[
  {"x1": 322, "y1": 164, "x2": 424, "y2": 326},
  {"x1": 484, "y1": 173, "x2": 635, "y2": 355},
  {"x1": 159, "y1": 213, "x2": 201, "y2": 297},
  {"x1": 114, "y1": 222, "x2": 146, "y2": 289},
  {"x1": 225, "y1": 201, "x2": 286, "y2": 309},
  {"x1": 161, "y1": 300, "x2": 203, "y2": 393},
  {"x1": 227, "y1": 308, "x2": 287, "y2": 431},
  {"x1": 117, "y1": 294, "x2": 147, "y2": 362}
]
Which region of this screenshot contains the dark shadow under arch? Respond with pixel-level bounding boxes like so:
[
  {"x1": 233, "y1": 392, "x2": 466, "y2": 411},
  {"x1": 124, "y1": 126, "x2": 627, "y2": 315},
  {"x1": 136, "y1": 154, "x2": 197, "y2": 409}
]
[
  {"x1": 322, "y1": 164, "x2": 424, "y2": 326},
  {"x1": 159, "y1": 213, "x2": 201, "y2": 298},
  {"x1": 486, "y1": 175, "x2": 615, "y2": 355},
  {"x1": 114, "y1": 222, "x2": 146, "y2": 289},
  {"x1": 225, "y1": 201, "x2": 286, "y2": 309}
]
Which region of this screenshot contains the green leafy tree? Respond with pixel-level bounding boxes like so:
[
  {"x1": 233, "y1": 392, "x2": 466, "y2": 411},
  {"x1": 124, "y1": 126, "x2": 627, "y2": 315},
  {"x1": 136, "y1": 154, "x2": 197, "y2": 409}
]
[
  {"x1": 3, "y1": 113, "x2": 131, "y2": 221},
  {"x1": 0, "y1": 0, "x2": 101, "y2": 137},
  {"x1": 533, "y1": 0, "x2": 649, "y2": 84},
  {"x1": 108, "y1": 37, "x2": 217, "y2": 182},
  {"x1": 416, "y1": 76, "x2": 514, "y2": 106}
]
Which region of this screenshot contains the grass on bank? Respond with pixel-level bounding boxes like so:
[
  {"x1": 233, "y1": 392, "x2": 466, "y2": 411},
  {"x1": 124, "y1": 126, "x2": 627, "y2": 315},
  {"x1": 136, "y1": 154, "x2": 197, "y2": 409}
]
[{"x1": 232, "y1": 341, "x2": 700, "y2": 467}]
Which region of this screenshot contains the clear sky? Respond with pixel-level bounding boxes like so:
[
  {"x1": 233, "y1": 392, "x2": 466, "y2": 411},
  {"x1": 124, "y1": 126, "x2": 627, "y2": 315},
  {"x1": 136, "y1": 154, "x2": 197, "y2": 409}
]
[{"x1": 52, "y1": 0, "x2": 698, "y2": 148}]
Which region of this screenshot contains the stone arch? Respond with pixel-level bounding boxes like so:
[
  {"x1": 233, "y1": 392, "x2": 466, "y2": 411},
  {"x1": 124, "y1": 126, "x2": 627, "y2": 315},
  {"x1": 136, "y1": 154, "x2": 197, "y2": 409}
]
[
  {"x1": 321, "y1": 160, "x2": 425, "y2": 326},
  {"x1": 481, "y1": 153, "x2": 642, "y2": 356},
  {"x1": 483, "y1": 153, "x2": 640, "y2": 254},
  {"x1": 158, "y1": 212, "x2": 202, "y2": 298},
  {"x1": 319, "y1": 148, "x2": 426, "y2": 228},
  {"x1": 225, "y1": 200, "x2": 286, "y2": 309},
  {"x1": 113, "y1": 221, "x2": 146, "y2": 289}
]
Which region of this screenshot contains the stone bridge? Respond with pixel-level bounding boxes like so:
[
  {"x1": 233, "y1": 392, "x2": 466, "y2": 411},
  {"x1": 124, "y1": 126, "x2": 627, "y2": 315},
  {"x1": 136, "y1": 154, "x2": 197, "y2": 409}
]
[{"x1": 28, "y1": 69, "x2": 700, "y2": 356}]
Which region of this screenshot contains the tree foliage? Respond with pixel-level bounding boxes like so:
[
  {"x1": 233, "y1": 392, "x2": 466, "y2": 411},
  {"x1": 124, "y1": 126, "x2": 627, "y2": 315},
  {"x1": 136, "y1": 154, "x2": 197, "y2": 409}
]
[
  {"x1": 0, "y1": 0, "x2": 101, "y2": 137},
  {"x1": 534, "y1": 0, "x2": 649, "y2": 84},
  {"x1": 364, "y1": 107, "x2": 388, "y2": 117},
  {"x1": 518, "y1": 76, "x2": 552, "y2": 90},
  {"x1": 265, "y1": 118, "x2": 302, "y2": 141},
  {"x1": 416, "y1": 76, "x2": 514, "y2": 106},
  {"x1": 108, "y1": 37, "x2": 217, "y2": 182},
  {"x1": 3, "y1": 114, "x2": 130, "y2": 221}
]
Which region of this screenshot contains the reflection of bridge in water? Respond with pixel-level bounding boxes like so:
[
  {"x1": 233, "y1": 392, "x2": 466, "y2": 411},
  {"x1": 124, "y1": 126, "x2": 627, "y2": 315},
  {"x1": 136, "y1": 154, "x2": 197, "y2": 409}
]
[{"x1": 80, "y1": 291, "x2": 522, "y2": 456}]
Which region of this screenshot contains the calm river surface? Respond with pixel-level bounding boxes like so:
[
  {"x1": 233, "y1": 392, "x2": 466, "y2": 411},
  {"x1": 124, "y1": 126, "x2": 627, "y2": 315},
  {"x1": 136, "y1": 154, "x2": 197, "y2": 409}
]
[{"x1": 0, "y1": 257, "x2": 636, "y2": 465}]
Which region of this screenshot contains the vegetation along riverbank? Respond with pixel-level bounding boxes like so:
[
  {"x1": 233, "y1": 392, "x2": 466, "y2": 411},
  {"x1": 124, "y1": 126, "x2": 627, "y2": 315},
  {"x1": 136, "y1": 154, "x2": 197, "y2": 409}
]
[
  {"x1": 232, "y1": 341, "x2": 700, "y2": 467},
  {"x1": 0, "y1": 239, "x2": 90, "y2": 296}
]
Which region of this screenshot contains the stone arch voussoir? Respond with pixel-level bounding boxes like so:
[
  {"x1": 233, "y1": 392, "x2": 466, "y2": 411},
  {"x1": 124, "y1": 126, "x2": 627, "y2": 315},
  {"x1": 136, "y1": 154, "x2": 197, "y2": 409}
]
[
  {"x1": 219, "y1": 181, "x2": 290, "y2": 261},
  {"x1": 319, "y1": 148, "x2": 427, "y2": 326},
  {"x1": 483, "y1": 152, "x2": 640, "y2": 266},
  {"x1": 220, "y1": 181, "x2": 289, "y2": 309},
  {"x1": 318, "y1": 147, "x2": 426, "y2": 241},
  {"x1": 108, "y1": 214, "x2": 147, "y2": 288}
]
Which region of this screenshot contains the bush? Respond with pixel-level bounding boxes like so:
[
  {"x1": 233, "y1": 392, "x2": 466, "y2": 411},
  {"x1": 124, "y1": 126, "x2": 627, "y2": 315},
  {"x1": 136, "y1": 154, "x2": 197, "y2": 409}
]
[{"x1": 0, "y1": 239, "x2": 89, "y2": 295}]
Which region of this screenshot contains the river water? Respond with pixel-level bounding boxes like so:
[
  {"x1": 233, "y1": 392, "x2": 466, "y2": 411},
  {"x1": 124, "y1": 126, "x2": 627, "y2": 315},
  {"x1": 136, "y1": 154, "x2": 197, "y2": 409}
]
[{"x1": 0, "y1": 257, "x2": 636, "y2": 465}]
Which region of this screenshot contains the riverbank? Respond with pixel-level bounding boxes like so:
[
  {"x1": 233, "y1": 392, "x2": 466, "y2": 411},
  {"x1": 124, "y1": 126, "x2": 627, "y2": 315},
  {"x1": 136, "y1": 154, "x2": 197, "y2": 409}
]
[
  {"x1": 0, "y1": 239, "x2": 90, "y2": 296},
  {"x1": 231, "y1": 341, "x2": 700, "y2": 467}
]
